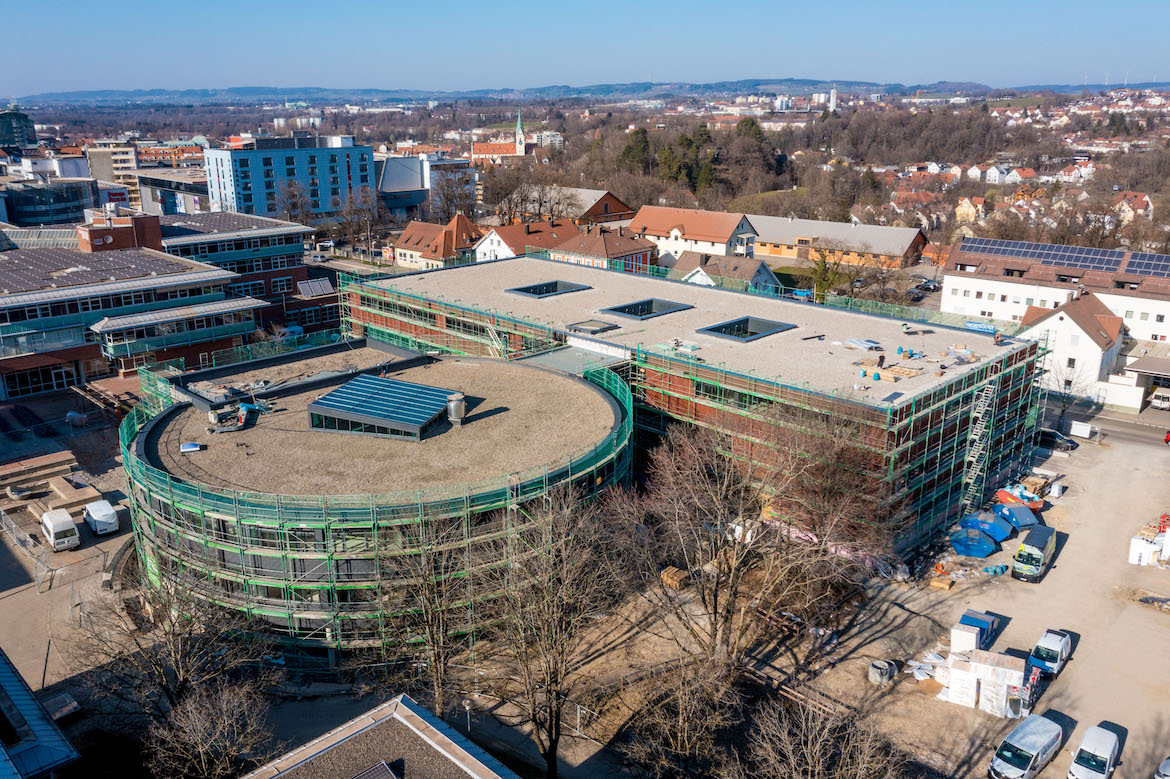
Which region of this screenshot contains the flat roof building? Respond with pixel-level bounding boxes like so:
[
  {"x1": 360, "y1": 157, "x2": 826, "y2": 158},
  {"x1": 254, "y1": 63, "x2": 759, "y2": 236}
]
[
  {"x1": 0, "y1": 645, "x2": 79, "y2": 778},
  {"x1": 342, "y1": 256, "x2": 1043, "y2": 550},
  {"x1": 0, "y1": 233, "x2": 261, "y2": 395},
  {"x1": 122, "y1": 340, "x2": 632, "y2": 648},
  {"x1": 130, "y1": 167, "x2": 210, "y2": 216}
]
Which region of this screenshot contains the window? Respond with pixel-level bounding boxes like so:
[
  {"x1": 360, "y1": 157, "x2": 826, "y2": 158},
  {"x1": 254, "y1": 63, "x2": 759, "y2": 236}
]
[
  {"x1": 962, "y1": 290, "x2": 970, "y2": 297},
  {"x1": 285, "y1": 156, "x2": 295, "y2": 166},
  {"x1": 1039, "y1": 300, "x2": 1047, "y2": 307},
  {"x1": 262, "y1": 157, "x2": 272, "y2": 167},
  {"x1": 1067, "y1": 358, "x2": 1077, "y2": 368},
  {"x1": 330, "y1": 187, "x2": 339, "y2": 197},
  {"x1": 310, "y1": 188, "x2": 319, "y2": 198},
  {"x1": 286, "y1": 167, "x2": 296, "y2": 177},
  {"x1": 271, "y1": 277, "x2": 293, "y2": 294},
  {"x1": 1025, "y1": 298, "x2": 1034, "y2": 306},
  {"x1": 1125, "y1": 310, "x2": 1134, "y2": 319},
  {"x1": 980, "y1": 310, "x2": 993, "y2": 317},
  {"x1": 359, "y1": 174, "x2": 368, "y2": 184},
  {"x1": 951, "y1": 288, "x2": 958, "y2": 296},
  {"x1": 1141, "y1": 312, "x2": 1150, "y2": 321},
  {"x1": 265, "y1": 180, "x2": 275, "y2": 190},
  {"x1": 975, "y1": 291, "x2": 983, "y2": 299},
  {"x1": 1069, "y1": 333, "x2": 1080, "y2": 346},
  {"x1": 227, "y1": 280, "x2": 266, "y2": 297},
  {"x1": 1158, "y1": 315, "x2": 1165, "y2": 323},
  {"x1": 237, "y1": 159, "x2": 249, "y2": 169},
  {"x1": 308, "y1": 155, "x2": 317, "y2": 164},
  {"x1": 1064, "y1": 379, "x2": 1073, "y2": 390},
  {"x1": 602, "y1": 298, "x2": 693, "y2": 321},
  {"x1": 507, "y1": 281, "x2": 591, "y2": 299}
]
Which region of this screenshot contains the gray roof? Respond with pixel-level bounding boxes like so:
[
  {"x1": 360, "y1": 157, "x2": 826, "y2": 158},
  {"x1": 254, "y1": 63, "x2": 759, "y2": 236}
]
[
  {"x1": 0, "y1": 646, "x2": 79, "y2": 778},
  {"x1": 747, "y1": 215, "x2": 924, "y2": 257},
  {"x1": 519, "y1": 187, "x2": 609, "y2": 216},
  {"x1": 241, "y1": 694, "x2": 516, "y2": 779},
  {"x1": 0, "y1": 228, "x2": 80, "y2": 251},
  {"x1": 0, "y1": 267, "x2": 235, "y2": 308},
  {"x1": 158, "y1": 212, "x2": 312, "y2": 244},
  {"x1": 90, "y1": 296, "x2": 267, "y2": 332},
  {"x1": 0, "y1": 247, "x2": 193, "y2": 295}
]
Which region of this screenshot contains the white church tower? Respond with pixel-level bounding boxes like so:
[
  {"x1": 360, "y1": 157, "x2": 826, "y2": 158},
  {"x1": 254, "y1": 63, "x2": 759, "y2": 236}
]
[{"x1": 515, "y1": 110, "x2": 525, "y2": 155}]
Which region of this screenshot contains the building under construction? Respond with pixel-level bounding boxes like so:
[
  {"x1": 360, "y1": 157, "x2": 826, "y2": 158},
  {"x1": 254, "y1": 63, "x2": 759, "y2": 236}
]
[
  {"x1": 122, "y1": 340, "x2": 632, "y2": 650},
  {"x1": 340, "y1": 256, "x2": 1044, "y2": 550}
]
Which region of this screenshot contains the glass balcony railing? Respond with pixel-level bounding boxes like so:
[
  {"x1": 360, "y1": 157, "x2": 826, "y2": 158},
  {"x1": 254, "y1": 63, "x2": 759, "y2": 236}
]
[{"x1": 101, "y1": 321, "x2": 257, "y2": 358}]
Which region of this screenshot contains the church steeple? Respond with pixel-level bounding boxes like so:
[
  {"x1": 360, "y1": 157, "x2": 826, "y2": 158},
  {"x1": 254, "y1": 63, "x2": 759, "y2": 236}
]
[{"x1": 515, "y1": 109, "x2": 524, "y2": 154}]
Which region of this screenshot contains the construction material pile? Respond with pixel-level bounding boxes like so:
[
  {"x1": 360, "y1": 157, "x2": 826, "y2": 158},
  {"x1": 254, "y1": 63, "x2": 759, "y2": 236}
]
[{"x1": 1128, "y1": 515, "x2": 1170, "y2": 568}]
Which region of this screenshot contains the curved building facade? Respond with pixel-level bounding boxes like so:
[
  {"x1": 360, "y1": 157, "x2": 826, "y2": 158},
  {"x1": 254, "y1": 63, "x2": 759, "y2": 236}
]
[{"x1": 122, "y1": 343, "x2": 632, "y2": 649}]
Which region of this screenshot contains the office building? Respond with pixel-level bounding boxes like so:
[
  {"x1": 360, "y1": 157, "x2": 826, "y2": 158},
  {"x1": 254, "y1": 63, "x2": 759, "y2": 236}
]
[
  {"x1": 0, "y1": 106, "x2": 36, "y2": 148},
  {"x1": 157, "y1": 212, "x2": 337, "y2": 332}
]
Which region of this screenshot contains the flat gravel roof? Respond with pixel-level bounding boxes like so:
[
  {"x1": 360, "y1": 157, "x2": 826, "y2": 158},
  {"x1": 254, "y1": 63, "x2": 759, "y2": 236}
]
[
  {"x1": 146, "y1": 355, "x2": 620, "y2": 496},
  {"x1": 371, "y1": 257, "x2": 1023, "y2": 402}
]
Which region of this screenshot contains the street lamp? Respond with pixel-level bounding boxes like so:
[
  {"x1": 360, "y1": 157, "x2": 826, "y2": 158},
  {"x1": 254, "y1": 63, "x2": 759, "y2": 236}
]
[{"x1": 461, "y1": 698, "x2": 473, "y2": 733}]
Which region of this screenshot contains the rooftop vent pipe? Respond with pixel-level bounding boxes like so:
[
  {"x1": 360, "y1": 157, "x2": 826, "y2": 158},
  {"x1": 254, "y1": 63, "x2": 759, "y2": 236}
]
[{"x1": 447, "y1": 392, "x2": 466, "y2": 427}]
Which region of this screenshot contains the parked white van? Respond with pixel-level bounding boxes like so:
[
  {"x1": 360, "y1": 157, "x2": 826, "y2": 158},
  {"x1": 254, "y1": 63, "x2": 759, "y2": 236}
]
[
  {"x1": 40, "y1": 510, "x2": 80, "y2": 552},
  {"x1": 988, "y1": 714, "x2": 1063, "y2": 779},
  {"x1": 83, "y1": 500, "x2": 119, "y2": 535}
]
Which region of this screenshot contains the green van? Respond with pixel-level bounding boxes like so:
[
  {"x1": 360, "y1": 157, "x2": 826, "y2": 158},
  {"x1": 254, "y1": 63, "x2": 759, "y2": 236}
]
[{"x1": 1011, "y1": 525, "x2": 1056, "y2": 582}]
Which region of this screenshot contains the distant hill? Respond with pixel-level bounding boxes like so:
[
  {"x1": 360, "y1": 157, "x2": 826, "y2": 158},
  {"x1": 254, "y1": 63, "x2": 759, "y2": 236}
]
[
  {"x1": 23, "y1": 77, "x2": 1170, "y2": 106},
  {"x1": 14, "y1": 78, "x2": 907, "y2": 106}
]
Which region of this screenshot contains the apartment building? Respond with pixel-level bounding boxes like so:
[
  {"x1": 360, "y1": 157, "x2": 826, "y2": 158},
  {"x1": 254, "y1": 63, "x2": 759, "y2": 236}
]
[
  {"x1": 627, "y1": 206, "x2": 755, "y2": 263},
  {"x1": 204, "y1": 135, "x2": 374, "y2": 222},
  {"x1": 86, "y1": 143, "x2": 141, "y2": 208}
]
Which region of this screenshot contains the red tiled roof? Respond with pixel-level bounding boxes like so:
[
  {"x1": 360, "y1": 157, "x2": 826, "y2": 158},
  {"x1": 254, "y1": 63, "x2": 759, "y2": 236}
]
[
  {"x1": 395, "y1": 214, "x2": 484, "y2": 260},
  {"x1": 552, "y1": 225, "x2": 656, "y2": 260},
  {"x1": 628, "y1": 206, "x2": 747, "y2": 243},
  {"x1": 487, "y1": 220, "x2": 581, "y2": 254}
]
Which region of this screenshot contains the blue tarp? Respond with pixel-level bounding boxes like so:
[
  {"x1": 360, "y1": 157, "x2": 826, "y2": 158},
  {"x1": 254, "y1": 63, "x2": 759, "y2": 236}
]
[
  {"x1": 996, "y1": 503, "x2": 1040, "y2": 531},
  {"x1": 949, "y1": 527, "x2": 998, "y2": 558},
  {"x1": 960, "y1": 511, "x2": 1014, "y2": 542}
]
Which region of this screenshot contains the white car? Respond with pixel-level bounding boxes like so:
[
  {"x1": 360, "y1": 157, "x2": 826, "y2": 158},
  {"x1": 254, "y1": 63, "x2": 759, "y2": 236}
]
[
  {"x1": 1067, "y1": 726, "x2": 1119, "y2": 779},
  {"x1": 1029, "y1": 629, "x2": 1072, "y2": 677}
]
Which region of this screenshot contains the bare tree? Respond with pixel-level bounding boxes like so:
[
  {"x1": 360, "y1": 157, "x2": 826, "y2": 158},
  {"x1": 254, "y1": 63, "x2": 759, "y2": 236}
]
[
  {"x1": 1047, "y1": 357, "x2": 1096, "y2": 421},
  {"x1": 273, "y1": 179, "x2": 310, "y2": 223},
  {"x1": 377, "y1": 511, "x2": 474, "y2": 718},
  {"x1": 332, "y1": 189, "x2": 382, "y2": 250},
  {"x1": 739, "y1": 698, "x2": 908, "y2": 779},
  {"x1": 145, "y1": 683, "x2": 277, "y2": 779},
  {"x1": 482, "y1": 489, "x2": 627, "y2": 779},
  {"x1": 429, "y1": 168, "x2": 476, "y2": 223},
  {"x1": 610, "y1": 411, "x2": 891, "y2": 671},
  {"x1": 68, "y1": 575, "x2": 275, "y2": 726},
  {"x1": 617, "y1": 659, "x2": 742, "y2": 778}
]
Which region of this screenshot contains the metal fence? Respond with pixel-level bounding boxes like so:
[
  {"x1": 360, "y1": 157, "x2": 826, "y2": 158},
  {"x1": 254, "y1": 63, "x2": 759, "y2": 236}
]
[{"x1": 0, "y1": 509, "x2": 53, "y2": 592}]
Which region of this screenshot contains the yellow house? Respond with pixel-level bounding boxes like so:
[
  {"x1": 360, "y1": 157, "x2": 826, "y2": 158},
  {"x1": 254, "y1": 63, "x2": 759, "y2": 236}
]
[
  {"x1": 955, "y1": 196, "x2": 985, "y2": 223},
  {"x1": 748, "y1": 215, "x2": 926, "y2": 269}
]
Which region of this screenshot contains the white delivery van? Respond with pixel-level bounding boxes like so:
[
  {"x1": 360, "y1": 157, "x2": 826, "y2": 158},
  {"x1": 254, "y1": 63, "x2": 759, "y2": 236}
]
[
  {"x1": 40, "y1": 509, "x2": 80, "y2": 552},
  {"x1": 988, "y1": 714, "x2": 1063, "y2": 779},
  {"x1": 83, "y1": 500, "x2": 119, "y2": 535}
]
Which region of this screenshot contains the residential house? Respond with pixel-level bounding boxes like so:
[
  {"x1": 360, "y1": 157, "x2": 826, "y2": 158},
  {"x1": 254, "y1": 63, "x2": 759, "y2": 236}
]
[
  {"x1": 1018, "y1": 291, "x2": 1128, "y2": 405},
  {"x1": 1112, "y1": 191, "x2": 1153, "y2": 225},
  {"x1": 750, "y1": 214, "x2": 926, "y2": 269},
  {"x1": 1005, "y1": 168, "x2": 1037, "y2": 185},
  {"x1": 513, "y1": 187, "x2": 635, "y2": 225},
  {"x1": 985, "y1": 166, "x2": 1009, "y2": 185},
  {"x1": 474, "y1": 220, "x2": 580, "y2": 262},
  {"x1": 393, "y1": 214, "x2": 483, "y2": 270},
  {"x1": 627, "y1": 206, "x2": 755, "y2": 263},
  {"x1": 663, "y1": 251, "x2": 781, "y2": 293},
  {"x1": 547, "y1": 224, "x2": 657, "y2": 272},
  {"x1": 955, "y1": 196, "x2": 986, "y2": 223},
  {"x1": 967, "y1": 165, "x2": 988, "y2": 183}
]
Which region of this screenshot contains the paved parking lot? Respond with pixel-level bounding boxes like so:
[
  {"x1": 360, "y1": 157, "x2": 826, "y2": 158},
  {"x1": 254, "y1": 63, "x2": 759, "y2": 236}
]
[{"x1": 815, "y1": 434, "x2": 1170, "y2": 777}]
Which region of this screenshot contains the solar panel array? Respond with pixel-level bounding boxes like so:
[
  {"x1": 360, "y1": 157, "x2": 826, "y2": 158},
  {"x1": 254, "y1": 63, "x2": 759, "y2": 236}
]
[
  {"x1": 309, "y1": 374, "x2": 453, "y2": 431},
  {"x1": 1124, "y1": 252, "x2": 1170, "y2": 279},
  {"x1": 0, "y1": 248, "x2": 190, "y2": 294},
  {"x1": 296, "y1": 278, "x2": 336, "y2": 297},
  {"x1": 158, "y1": 212, "x2": 283, "y2": 237},
  {"x1": 960, "y1": 237, "x2": 1124, "y2": 272}
]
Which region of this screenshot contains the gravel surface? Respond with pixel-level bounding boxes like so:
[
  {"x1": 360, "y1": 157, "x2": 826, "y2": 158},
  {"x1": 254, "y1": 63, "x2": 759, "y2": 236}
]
[
  {"x1": 811, "y1": 438, "x2": 1170, "y2": 777},
  {"x1": 148, "y1": 357, "x2": 619, "y2": 496}
]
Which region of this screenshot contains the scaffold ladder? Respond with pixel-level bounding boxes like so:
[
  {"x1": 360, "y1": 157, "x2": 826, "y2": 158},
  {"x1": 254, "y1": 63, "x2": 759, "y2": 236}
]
[{"x1": 959, "y1": 375, "x2": 999, "y2": 516}]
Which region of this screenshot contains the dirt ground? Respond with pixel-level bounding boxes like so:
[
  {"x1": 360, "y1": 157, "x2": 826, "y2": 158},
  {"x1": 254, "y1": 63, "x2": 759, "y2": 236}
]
[{"x1": 810, "y1": 438, "x2": 1170, "y2": 778}]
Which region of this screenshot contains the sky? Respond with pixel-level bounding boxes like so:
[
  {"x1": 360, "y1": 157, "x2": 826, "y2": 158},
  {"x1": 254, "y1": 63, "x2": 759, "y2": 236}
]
[{"x1": 4, "y1": 0, "x2": 1169, "y2": 96}]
